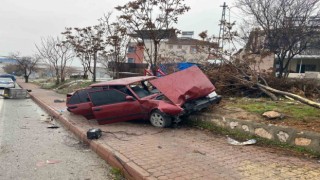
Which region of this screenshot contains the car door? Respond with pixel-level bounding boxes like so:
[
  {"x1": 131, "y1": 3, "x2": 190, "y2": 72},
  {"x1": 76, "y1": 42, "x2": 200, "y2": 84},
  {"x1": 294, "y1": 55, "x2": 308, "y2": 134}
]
[
  {"x1": 66, "y1": 89, "x2": 94, "y2": 119},
  {"x1": 88, "y1": 89, "x2": 145, "y2": 125}
]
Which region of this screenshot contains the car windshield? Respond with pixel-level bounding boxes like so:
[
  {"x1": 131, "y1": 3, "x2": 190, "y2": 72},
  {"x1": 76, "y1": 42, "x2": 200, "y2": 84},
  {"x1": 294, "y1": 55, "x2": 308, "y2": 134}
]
[
  {"x1": 129, "y1": 80, "x2": 159, "y2": 98},
  {"x1": 0, "y1": 78, "x2": 13, "y2": 83},
  {"x1": 0, "y1": 75, "x2": 16, "y2": 81}
]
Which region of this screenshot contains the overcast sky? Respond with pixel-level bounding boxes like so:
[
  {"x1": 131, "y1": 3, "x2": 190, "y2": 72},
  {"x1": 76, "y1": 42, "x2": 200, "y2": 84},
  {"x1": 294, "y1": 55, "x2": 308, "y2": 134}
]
[{"x1": 0, "y1": 0, "x2": 237, "y2": 57}]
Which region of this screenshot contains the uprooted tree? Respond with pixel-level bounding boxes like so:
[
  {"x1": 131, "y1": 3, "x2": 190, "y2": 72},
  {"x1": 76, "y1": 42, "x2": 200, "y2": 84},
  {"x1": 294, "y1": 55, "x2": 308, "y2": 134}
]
[
  {"x1": 206, "y1": 56, "x2": 320, "y2": 109},
  {"x1": 236, "y1": 0, "x2": 320, "y2": 78},
  {"x1": 115, "y1": 0, "x2": 190, "y2": 74}
]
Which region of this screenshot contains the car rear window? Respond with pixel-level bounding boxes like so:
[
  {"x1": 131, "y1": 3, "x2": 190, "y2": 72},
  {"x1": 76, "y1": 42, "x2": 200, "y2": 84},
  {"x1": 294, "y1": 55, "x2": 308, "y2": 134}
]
[{"x1": 68, "y1": 92, "x2": 81, "y2": 104}]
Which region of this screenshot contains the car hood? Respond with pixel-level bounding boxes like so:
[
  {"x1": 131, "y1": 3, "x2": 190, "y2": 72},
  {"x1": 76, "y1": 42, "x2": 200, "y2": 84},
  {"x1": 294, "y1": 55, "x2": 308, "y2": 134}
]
[{"x1": 150, "y1": 66, "x2": 215, "y2": 106}]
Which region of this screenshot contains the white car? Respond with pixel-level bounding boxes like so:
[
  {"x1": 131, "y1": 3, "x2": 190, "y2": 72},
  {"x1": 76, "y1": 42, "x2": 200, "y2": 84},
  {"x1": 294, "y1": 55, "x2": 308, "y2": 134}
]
[{"x1": 0, "y1": 78, "x2": 15, "y2": 88}]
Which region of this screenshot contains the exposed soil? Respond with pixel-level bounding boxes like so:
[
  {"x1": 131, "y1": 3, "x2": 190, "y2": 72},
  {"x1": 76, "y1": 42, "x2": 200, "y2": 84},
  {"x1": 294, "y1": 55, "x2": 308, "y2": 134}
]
[{"x1": 210, "y1": 99, "x2": 320, "y2": 134}]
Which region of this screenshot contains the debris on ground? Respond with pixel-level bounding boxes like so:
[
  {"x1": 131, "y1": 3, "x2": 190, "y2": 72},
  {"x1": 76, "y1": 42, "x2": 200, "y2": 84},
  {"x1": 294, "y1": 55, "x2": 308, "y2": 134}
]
[
  {"x1": 262, "y1": 111, "x2": 284, "y2": 119},
  {"x1": 47, "y1": 125, "x2": 60, "y2": 129},
  {"x1": 1, "y1": 88, "x2": 29, "y2": 99},
  {"x1": 54, "y1": 99, "x2": 65, "y2": 103},
  {"x1": 36, "y1": 160, "x2": 61, "y2": 167},
  {"x1": 87, "y1": 128, "x2": 102, "y2": 139},
  {"x1": 227, "y1": 136, "x2": 257, "y2": 146}
]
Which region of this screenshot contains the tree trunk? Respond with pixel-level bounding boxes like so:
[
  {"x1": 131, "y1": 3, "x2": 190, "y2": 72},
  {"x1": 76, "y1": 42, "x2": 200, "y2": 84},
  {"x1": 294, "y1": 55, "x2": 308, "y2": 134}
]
[
  {"x1": 93, "y1": 51, "x2": 97, "y2": 82},
  {"x1": 257, "y1": 83, "x2": 320, "y2": 109},
  {"x1": 24, "y1": 75, "x2": 29, "y2": 83},
  {"x1": 257, "y1": 86, "x2": 278, "y2": 101},
  {"x1": 60, "y1": 71, "x2": 65, "y2": 82},
  {"x1": 152, "y1": 41, "x2": 159, "y2": 76}
]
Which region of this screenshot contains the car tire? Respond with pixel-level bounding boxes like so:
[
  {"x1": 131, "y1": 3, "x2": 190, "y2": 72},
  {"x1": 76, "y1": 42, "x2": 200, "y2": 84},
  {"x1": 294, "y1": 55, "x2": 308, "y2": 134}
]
[{"x1": 149, "y1": 110, "x2": 172, "y2": 128}]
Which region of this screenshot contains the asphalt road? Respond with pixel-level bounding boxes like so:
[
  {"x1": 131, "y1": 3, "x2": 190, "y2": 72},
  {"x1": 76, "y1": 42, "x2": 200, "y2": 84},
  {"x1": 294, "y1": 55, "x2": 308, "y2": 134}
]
[{"x1": 0, "y1": 89, "x2": 113, "y2": 180}]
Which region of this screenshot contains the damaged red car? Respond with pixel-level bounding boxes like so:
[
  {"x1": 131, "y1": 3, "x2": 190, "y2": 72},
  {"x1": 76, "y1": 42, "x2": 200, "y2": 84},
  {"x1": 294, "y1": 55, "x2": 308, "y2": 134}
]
[{"x1": 66, "y1": 66, "x2": 221, "y2": 128}]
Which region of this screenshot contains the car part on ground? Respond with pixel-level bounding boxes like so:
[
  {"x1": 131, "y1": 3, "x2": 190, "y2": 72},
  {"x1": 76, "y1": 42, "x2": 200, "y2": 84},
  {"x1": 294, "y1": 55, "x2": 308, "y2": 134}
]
[
  {"x1": 87, "y1": 128, "x2": 102, "y2": 139},
  {"x1": 1, "y1": 88, "x2": 29, "y2": 99},
  {"x1": 66, "y1": 66, "x2": 221, "y2": 128}
]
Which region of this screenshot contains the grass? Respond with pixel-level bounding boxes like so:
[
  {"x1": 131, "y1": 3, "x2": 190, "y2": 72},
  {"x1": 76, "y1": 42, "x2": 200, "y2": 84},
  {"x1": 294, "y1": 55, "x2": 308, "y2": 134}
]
[
  {"x1": 185, "y1": 118, "x2": 320, "y2": 158},
  {"x1": 109, "y1": 167, "x2": 124, "y2": 180},
  {"x1": 229, "y1": 98, "x2": 320, "y2": 120},
  {"x1": 31, "y1": 78, "x2": 95, "y2": 94}
]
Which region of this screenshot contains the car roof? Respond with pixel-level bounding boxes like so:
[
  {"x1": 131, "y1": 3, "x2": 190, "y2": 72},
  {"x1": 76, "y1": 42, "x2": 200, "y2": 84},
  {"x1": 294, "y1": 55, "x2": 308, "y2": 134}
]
[{"x1": 90, "y1": 76, "x2": 156, "y2": 87}]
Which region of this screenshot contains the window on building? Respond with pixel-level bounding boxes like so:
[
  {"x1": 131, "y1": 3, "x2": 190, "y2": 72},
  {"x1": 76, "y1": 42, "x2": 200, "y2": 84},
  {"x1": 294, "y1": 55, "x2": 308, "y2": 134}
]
[
  {"x1": 178, "y1": 45, "x2": 182, "y2": 49},
  {"x1": 190, "y1": 46, "x2": 197, "y2": 53},
  {"x1": 128, "y1": 58, "x2": 134, "y2": 63},
  {"x1": 128, "y1": 46, "x2": 136, "y2": 53},
  {"x1": 296, "y1": 64, "x2": 317, "y2": 73}
]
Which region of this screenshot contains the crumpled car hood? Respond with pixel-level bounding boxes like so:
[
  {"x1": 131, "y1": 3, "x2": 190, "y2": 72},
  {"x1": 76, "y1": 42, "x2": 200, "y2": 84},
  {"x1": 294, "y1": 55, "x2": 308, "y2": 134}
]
[{"x1": 150, "y1": 66, "x2": 215, "y2": 106}]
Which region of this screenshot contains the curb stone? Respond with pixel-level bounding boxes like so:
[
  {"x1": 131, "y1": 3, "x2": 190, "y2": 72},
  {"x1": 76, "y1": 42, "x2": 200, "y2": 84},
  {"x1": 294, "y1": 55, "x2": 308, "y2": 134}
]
[
  {"x1": 28, "y1": 92, "x2": 149, "y2": 180},
  {"x1": 189, "y1": 113, "x2": 320, "y2": 153}
]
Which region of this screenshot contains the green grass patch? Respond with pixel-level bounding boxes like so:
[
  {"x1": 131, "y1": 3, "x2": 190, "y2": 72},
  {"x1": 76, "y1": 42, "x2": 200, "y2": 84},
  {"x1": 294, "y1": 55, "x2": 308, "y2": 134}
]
[
  {"x1": 109, "y1": 167, "x2": 124, "y2": 180},
  {"x1": 230, "y1": 98, "x2": 320, "y2": 120}
]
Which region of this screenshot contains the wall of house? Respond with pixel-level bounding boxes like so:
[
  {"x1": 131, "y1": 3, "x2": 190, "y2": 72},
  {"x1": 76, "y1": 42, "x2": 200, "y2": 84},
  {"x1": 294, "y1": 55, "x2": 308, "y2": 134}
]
[
  {"x1": 235, "y1": 50, "x2": 275, "y2": 73},
  {"x1": 127, "y1": 44, "x2": 144, "y2": 63},
  {"x1": 159, "y1": 43, "x2": 208, "y2": 63}
]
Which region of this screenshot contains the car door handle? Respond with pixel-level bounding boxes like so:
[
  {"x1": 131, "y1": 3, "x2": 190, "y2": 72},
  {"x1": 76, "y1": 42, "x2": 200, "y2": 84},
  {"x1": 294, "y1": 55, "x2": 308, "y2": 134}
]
[
  {"x1": 93, "y1": 108, "x2": 102, "y2": 111},
  {"x1": 68, "y1": 106, "x2": 78, "y2": 109}
]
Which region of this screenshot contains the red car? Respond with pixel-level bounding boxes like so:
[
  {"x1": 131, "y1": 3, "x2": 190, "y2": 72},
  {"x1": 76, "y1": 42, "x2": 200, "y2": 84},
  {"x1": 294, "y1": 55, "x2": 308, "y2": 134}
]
[{"x1": 66, "y1": 66, "x2": 221, "y2": 128}]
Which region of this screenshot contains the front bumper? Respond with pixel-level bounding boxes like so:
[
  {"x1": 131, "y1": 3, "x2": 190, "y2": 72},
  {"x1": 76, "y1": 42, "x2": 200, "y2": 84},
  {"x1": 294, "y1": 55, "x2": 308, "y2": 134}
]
[{"x1": 182, "y1": 95, "x2": 222, "y2": 115}]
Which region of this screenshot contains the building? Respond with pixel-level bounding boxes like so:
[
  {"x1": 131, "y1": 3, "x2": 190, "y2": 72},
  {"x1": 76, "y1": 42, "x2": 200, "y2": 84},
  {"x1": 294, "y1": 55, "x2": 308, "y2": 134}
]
[
  {"x1": 126, "y1": 42, "x2": 144, "y2": 63},
  {"x1": 242, "y1": 28, "x2": 320, "y2": 78},
  {"x1": 128, "y1": 30, "x2": 218, "y2": 64}
]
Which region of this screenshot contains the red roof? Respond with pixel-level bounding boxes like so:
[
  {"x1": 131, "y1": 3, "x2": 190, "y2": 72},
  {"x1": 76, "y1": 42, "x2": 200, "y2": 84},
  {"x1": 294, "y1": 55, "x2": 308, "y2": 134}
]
[{"x1": 90, "y1": 76, "x2": 156, "y2": 87}]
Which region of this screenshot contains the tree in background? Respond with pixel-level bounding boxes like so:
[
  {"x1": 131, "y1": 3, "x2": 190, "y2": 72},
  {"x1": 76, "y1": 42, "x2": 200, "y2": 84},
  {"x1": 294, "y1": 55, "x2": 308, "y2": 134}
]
[
  {"x1": 237, "y1": 0, "x2": 320, "y2": 78},
  {"x1": 99, "y1": 12, "x2": 130, "y2": 78},
  {"x1": 116, "y1": 0, "x2": 190, "y2": 74},
  {"x1": 36, "y1": 36, "x2": 74, "y2": 84},
  {"x1": 2, "y1": 64, "x2": 23, "y2": 76},
  {"x1": 62, "y1": 26, "x2": 105, "y2": 82},
  {"x1": 10, "y1": 53, "x2": 40, "y2": 83}
]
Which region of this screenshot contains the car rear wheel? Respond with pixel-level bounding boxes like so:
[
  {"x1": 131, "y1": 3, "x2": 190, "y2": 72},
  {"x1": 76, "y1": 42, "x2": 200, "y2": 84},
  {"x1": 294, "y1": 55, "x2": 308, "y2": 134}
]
[{"x1": 150, "y1": 110, "x2": 172, "y2": 128}]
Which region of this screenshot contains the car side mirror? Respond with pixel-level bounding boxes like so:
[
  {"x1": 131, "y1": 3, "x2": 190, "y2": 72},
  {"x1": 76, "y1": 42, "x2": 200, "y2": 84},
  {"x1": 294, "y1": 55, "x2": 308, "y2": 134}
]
[{"x1": 126, "y1": 96, "x2": 135, "y2": 101}]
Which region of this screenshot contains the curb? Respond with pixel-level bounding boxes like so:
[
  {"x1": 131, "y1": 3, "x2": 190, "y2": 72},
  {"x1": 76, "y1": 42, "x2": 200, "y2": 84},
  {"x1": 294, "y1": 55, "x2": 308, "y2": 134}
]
[
  {"x1": 189, "y1": 113, "x2": 320, "y2": 153},
  {"x1": 28, "y1": 92, "x2": 149, "y2": 180}
]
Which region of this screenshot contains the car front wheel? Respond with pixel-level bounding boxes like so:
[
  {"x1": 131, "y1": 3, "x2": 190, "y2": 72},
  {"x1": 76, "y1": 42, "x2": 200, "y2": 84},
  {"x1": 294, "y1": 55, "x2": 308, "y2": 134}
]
[{"x1": 149, "y1": 110, "x2": 172, "y2": 128}]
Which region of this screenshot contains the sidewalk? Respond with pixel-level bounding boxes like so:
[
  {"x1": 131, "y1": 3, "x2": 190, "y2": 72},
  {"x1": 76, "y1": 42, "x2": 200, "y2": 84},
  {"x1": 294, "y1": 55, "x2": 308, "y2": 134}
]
[{"x1": 18, "y1": 80, "x2": 320, "y2": 180}]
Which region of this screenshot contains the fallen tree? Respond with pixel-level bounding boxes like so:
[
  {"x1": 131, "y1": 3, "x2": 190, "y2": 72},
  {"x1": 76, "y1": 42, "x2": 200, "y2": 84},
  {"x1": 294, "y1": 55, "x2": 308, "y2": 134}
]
[
  {"x1": 205, "y1": 60, "x2": 320, "y2": 109},
  {"x1": 257, "y1": 83, "x2": 320, "y2": 109}
]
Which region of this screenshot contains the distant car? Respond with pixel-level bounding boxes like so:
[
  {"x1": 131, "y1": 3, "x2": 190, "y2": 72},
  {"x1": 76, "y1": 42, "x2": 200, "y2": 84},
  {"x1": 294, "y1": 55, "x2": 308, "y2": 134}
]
[
  {"x1": 66, "y1": 66, "x2": 221, "y2": 128},
  {"x1": 0, "y1": 74, "x2": 16, "y2": 82},
  {"x1": 0, "y1": 78, "x2": 15, "y2": 89}
]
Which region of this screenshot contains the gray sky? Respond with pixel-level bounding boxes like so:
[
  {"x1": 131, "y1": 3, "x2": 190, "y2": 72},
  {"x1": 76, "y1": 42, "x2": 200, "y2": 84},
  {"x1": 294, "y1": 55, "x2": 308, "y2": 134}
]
[{"x1": 0, "y1": 0, "x2": 237, "y2": 57}]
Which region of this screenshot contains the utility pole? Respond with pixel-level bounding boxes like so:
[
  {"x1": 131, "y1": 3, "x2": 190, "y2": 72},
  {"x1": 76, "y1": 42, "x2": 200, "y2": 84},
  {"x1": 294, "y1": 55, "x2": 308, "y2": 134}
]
[{"x1": 218, "y1": 2, "x2": 228, "y2": 51}]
